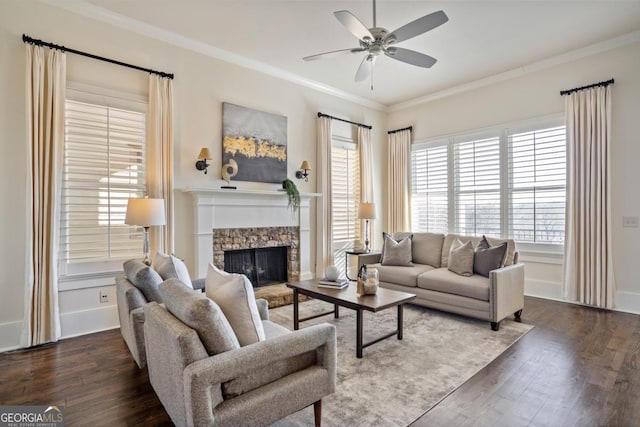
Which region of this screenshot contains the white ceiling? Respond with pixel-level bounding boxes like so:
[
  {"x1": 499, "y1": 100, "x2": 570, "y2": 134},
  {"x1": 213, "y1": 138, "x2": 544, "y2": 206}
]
[{"x1": 75, "y1": 1, "x2": 640, "y2": 108}]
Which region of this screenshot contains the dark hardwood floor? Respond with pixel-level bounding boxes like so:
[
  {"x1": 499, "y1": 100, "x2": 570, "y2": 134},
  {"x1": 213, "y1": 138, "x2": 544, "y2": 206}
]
[{"x1": 1, "y1": 296, "x2": 639, "y2": 426}]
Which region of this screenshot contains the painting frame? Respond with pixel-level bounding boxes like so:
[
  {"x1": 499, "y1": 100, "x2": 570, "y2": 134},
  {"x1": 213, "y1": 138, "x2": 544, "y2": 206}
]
[{"x1": 222, "y1": 102, "x2": 287, "y2": 184}]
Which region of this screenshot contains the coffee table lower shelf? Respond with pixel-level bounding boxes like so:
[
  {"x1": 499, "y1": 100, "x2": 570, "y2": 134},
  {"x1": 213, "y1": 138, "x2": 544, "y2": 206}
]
[{"x1": 287, "y1": 281, "x2": 416, "y2": 358}]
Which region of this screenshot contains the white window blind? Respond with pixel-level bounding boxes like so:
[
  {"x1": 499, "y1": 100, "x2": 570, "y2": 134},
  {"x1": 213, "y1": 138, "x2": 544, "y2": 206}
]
[
  {"x1": 60, "y1": 98, "x2": 146, "y2": 268},
  {"x1": 411, "y1": 143, "x2": 448, "y2": 233},
  {"x1": 331, "y1": 139, "x2": 361, "y2": 245},
  {"x1": 454, "y1": 136, "x2": 501, "y2": 237},
  {"x1": 508, "y1": 125, "x2": 566, "y2": 243}
]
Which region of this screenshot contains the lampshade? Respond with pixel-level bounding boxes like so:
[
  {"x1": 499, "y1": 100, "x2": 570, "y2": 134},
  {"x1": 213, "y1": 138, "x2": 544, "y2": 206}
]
[
  {"x1": 197, "y1": 147, "x2": 212, "y2": 160},
  {"x1": 300, "y1": 160, "x2": 311, "y2": 171},
  {"x1": 125, "y1": 198, "x2": 166, "y2": 226},
  {"x1": 358, "y1": 202, "x2": 376, "y2": 220}
]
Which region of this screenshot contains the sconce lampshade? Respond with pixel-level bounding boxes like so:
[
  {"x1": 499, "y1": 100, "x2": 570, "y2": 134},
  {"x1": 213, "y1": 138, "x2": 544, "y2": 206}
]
[
  {"x1": 358, "y1": 202, "x2": 376, "y2": 220},
  {"x1": 125, "y1": 198, "x2": 166, "y2": 226},
  {"x1": 300, "y1": 160, "x2": 311, "y2": 171},
  {"x1": 197, "y1": 148, "x2": 212, "y2": 160}
]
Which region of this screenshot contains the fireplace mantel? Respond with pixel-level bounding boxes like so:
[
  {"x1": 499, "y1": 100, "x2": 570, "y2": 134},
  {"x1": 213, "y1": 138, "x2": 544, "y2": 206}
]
[{"x1": 183, "y1": 187, "x2": 320, "y2": 279}]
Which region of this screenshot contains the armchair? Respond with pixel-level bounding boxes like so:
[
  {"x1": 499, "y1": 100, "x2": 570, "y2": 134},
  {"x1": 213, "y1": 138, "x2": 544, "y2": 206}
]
[{"x1": 144, "y1": 293, "x2": 337, "y2": 426}]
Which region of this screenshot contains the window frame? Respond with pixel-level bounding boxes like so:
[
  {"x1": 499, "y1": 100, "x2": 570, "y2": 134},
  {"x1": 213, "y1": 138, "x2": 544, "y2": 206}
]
[
  {"x1": 410, "y1": 115, "x2": 565, "y2": 260},
  {"x1": 58, "y1": 83, "x2": 149, "y2": 286}
]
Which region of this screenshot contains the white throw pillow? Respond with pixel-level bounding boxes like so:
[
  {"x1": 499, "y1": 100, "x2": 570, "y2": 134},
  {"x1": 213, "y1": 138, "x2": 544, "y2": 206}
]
[
  {"x1": 205, "y1": 264, "x2": 265, "y2": 346},
  {"x1": 154, "y1": 251, "x2": 193, "y2": 289}
]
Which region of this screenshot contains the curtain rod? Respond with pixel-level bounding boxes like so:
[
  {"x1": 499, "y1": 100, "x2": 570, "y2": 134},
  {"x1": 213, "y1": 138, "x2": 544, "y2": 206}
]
[
  {"x1": 388, "y1": 126, "x2": 413, "y2": 135},
  {"x1": 560, "y1": 78, "x2": 613, "y2": 96},
  {"x1": 317, "y1": 112, "x2": 372, "y2": 130},
  {"x1": 22, "y1": 34, "x2": 174, "y2": 80}
]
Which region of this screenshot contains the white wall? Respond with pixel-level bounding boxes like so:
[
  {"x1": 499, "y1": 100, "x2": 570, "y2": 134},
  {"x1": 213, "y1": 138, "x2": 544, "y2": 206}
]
[
  {"x1": 388, "y1": 42, "x2": 640, "y2": 313},
  {"x1": 0, "y1": 0, "x2": 387, "y2": 351}
]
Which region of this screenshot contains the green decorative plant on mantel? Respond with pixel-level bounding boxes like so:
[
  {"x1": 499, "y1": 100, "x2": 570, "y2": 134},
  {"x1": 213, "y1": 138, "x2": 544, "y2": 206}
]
[{"x1": 282, "y1": 178, "x2": 300, "y2": 212}]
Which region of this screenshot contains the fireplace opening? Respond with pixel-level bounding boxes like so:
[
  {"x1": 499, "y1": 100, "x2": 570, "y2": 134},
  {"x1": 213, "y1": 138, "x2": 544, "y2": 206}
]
[{"x1": 224, "y1": 246, "x2": 288, "y2": 288}]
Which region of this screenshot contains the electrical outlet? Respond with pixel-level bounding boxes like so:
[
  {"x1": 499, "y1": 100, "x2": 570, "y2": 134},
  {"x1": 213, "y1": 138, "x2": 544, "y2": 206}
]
[
  {"x1": 623, "y1": 216, "x2": 639, "y2": 228},
  {"x1": 100, "y1": 290, "x2": 109, "y2": 303}
]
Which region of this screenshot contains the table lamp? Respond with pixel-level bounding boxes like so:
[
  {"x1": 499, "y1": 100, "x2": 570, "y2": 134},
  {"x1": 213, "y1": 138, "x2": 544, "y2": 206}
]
[
  {"x1": 358, "y1": 202, "x2": 376, "y2": 253},
  {"x1": 125, "y1": 198, "x2": 166, "y2": 265}
]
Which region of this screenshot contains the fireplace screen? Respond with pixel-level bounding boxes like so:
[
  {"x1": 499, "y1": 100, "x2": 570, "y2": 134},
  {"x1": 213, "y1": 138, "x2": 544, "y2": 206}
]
[{"x1": 223, "y1": 246, "x2": 288, "y2": 287}]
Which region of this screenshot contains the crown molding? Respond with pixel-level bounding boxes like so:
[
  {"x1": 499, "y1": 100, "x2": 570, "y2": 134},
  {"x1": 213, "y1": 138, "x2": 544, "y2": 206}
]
[
  {"x1": 40, "y1": 0, "x2": 386, "y2": 111},
  {"x1": 39, "y1": 1, "x2": 640, "y2": 113},
  {"x1": 389, "y1": 30, "x2": 640, "y2": 112}
]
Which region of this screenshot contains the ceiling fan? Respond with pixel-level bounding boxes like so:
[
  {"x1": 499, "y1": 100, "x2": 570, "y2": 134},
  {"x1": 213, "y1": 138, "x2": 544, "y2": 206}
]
[{"x1": 303, "y1": 0, "x2": 448, "y2": 86}]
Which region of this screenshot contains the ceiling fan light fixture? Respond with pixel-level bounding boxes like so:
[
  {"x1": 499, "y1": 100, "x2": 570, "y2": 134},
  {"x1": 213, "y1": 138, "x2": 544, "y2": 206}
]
[{"x1": 304, "y1": 1, "x2": 448, "y2": 85}]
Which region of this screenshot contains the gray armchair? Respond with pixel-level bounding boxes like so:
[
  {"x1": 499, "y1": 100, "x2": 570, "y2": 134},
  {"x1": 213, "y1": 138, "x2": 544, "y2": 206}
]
[{"x1": 143, "y1": 288, "x2": 337, "y2": 426}]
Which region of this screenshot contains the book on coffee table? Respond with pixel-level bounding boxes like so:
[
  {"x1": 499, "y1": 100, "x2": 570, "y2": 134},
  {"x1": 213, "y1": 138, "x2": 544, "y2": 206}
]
[{"x1": 317, "y1": 279, "x2": 349, "y2": 289}]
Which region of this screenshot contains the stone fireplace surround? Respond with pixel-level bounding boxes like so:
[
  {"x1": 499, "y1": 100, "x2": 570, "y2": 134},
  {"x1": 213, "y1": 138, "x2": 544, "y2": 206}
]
[
  {"x1": 184, "y1": 188, "x2": 320, "y2": 280},
  {"x1": 213, "y1": 226, "x2": 300, "y2": 282}
]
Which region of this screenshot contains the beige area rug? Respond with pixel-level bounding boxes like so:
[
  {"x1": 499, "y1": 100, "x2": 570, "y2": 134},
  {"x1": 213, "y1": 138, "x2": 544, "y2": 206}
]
[{"x1": 269, "y1": 299, "x2": 533, "y2": 426}]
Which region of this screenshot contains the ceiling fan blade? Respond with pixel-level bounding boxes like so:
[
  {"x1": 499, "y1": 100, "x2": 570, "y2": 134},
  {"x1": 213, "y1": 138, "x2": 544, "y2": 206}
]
[
  {"x1": 385, "y1": 47, "x2": 437, "y2": 68},
  {"x1": 303, "y1": 48, "x2": 365, "y2": 61},
  {"x1": 334, "y1": 10, "x2": 374, "y2": 41},
  {"x1": 355, "y1": 55, "x2": 376, "y2": 82},
  {"x1": 385, "y1": 10, "x2": 448, "y2": 45}
]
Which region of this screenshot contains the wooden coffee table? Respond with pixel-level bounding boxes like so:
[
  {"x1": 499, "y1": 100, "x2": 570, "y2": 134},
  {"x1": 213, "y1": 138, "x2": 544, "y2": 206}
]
[{"x1": 287, "y1": 280, "x2": 416, "y2": 358}]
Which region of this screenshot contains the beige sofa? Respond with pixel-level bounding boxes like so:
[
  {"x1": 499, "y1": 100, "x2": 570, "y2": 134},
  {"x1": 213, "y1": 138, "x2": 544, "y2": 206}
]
[{"x1": 364, "y1": 232, "x2": 524, "y2": 330}]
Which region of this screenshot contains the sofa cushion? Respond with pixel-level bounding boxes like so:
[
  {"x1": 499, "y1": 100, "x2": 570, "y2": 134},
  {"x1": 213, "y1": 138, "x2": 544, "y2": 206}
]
[
  {"x1": 123, "y1": 259, "x2": 164, "y2": 303},
  {"x1": 381, "y1": 232, "x2": 413, "y2": 266},
  {"x1": 154, "y1": 252, "x2": 193, "y2": 289},
  {"x1": 160, "y1": 278, "x2": 240, "y2": 355},
  {"x1": 394, "y1": 232, "x2": 444, "y2": 267},
  {"x1": 440, "y1": 234, "x2": 482, "y2": 268},
  {"x1": 417, "y1": 268, "x2": 490, "y2": 301},
  {"x1": 206, "y1": 266, "x2": 266, "y2": 346},
  {"x1": 486, "y1": 236, "x2": 517, "y2": 266},
  {"x1": 373, "y1": 263, "x2": 435, "y2": 287},
  {"x1": 448, "y1": 239, "x2": 475, "y2": 277},
  {"x1": 474, "y1": 237, "x2": 508, "y2": 277}
]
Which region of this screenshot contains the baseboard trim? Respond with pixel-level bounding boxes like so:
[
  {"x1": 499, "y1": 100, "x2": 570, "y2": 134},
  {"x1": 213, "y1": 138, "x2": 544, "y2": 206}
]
[
  {"x1": 60, "y1": 305, "x2": 119, "y2": 339},
  {"x1": 0, "y1": 320, "x2": 23, "y2": 353},
  {"x1": 525, "y1": 279, "x2": 640, "y2": 315}
]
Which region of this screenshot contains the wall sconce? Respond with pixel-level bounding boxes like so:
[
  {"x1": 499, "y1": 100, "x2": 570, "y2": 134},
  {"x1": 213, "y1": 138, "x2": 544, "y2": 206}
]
[
  {"x1": 195, "y1": 148, "x2": 212, "y2": 174},
  {"x1": 295, "y1": 160, "x2": 311, "y2": 182}
]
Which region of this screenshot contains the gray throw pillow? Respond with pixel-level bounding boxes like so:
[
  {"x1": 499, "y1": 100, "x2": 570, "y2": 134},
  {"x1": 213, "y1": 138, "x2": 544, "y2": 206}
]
[
  {"x1": 123, "y1": 259, "x2": 163, "y2": 303},
  {"x1": 473, "y1": 236, "x2": 508, "y2": 277},
  {"x1": 447, "y1": 239, "x2": 475, "y2": 277},
  {"x1": 381, "y1": 232, "x2": 413, "y2": 266},
  {"x1": 154, "y1": 251, "x2": 193, "y2": 289},
  {"x1": 160, "y1": 278, "x2": 240, "y2": 355}
]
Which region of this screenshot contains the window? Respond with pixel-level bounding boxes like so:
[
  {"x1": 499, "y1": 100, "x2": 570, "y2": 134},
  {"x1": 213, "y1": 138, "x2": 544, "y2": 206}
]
[
  {"x1": 508, "y1": 126, "x2": 566, "y2": 243},
  {"x1": 59, "y1": 88, "x2": 147, "y2": 275},
  {"x1": 411, "y1": 143, "x2": 448, "y2": 233},
  {"x1": 331, "y1": 136, "x2": 361, "y2": 259},
  {"x1": 454, "y1": 136, "x2": 501, "y2": 236},
  {"x1": 410, "y1": 118, "x2": 566, "y2": 247}
]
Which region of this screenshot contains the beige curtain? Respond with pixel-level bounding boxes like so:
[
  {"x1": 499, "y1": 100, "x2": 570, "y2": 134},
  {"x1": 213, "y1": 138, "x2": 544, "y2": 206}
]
[
  {"x1": 147, "y1": 75, "x2": 174, "y2": 255},
  {"x1": 316, "y1": 116, "x2": 333, "y2": 277},
  {"x1": 563, "y1": 84, "x2": 615, "y2": 308},
  {"x1": 358, "y1": 126, "x2": 375, "y2": 246},
  {"x1": 387, "y1": 129, "x2": 412, "y2": 233},
  {"x1": 22, "y1": 45, "x2": 66, "y2": 346}
]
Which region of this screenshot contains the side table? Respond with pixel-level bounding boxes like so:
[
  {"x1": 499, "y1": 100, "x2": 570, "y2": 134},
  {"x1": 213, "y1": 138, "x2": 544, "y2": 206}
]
[{"x1": 344, "y1": 250, "x2": 382, "y2": 280}]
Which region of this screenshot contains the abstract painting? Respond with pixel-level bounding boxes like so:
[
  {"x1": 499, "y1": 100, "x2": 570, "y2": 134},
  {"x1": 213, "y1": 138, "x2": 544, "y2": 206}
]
[{"x1": 222, "y1": 102, "x2": 287, "y2": 184}]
